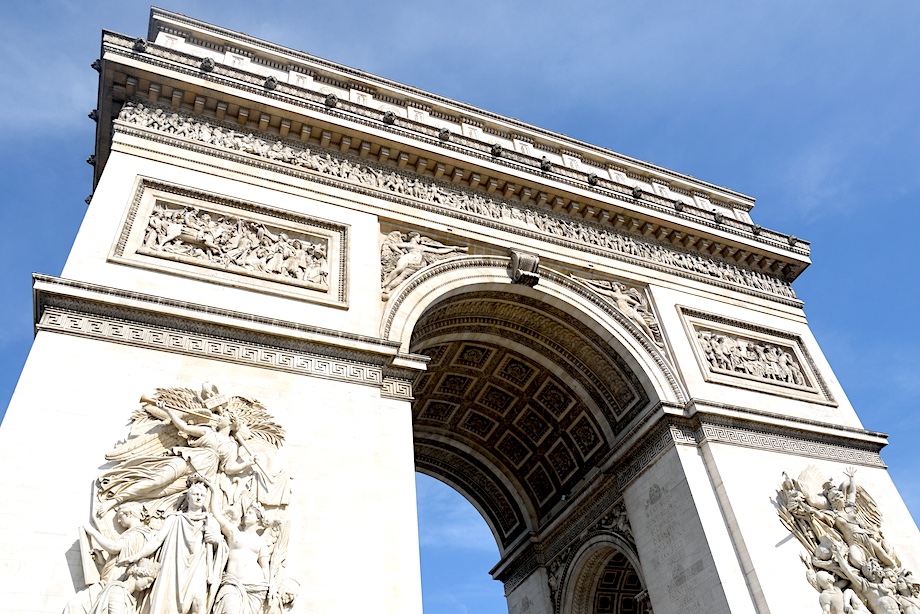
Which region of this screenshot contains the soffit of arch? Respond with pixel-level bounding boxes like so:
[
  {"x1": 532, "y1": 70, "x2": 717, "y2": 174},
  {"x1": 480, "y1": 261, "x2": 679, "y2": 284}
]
[
  {"x1": 96, "y1": 33, "x2": 810, "y2": 284},
  {"x1": 105, "y1": 98, "x2": 804, "y2": 306},
  {"x1": 410, "y1": 292, "x2": 650, "y2": 428}
]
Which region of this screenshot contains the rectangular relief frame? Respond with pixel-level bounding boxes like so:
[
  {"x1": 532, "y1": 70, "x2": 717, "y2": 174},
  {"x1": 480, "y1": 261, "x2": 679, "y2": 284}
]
[
  {"x1": 678, "y1": 306, "x2": 836, "y2": 406},
  {"x1": 110, "y1": 178, "x2": 348, "y2": 307}
]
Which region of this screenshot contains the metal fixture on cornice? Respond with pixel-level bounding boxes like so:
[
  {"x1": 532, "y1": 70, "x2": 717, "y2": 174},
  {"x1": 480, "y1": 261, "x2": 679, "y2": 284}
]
[
  {"x1": 91, "y1": 59, "x2": 101, "y2": 72},
  {"x1": 88, "y1": 109, "x2": 99, "y2": 122},
  {"x1": 713, "y1": 212, "x2": 724, "y2": 224},
  {"x1": 587, "y1": 173, "x2": 599, "y2": 186},
  {"x1": 382, "y1": 110, "x2": 397, "y2": 125},
  {"x1": 86, "y1": 155, "x2": 96, "y2": 166},
  {"x1": 490, "y1": 143, "x2": 503, "y2": 158},
  {"x1": 751, "y1": 224, "x2": 762, "y2": 236},
  {"x1": 674, "y1": 201, "x2": 684, "y2": 212},
  {"x1": 199, "y1": 57, "x2": 215, "y2": 72},
  {"x1": 632, "y1": 186, "x2": 643, "y2": 199},
  {"x1": 438, "y1": 128, "x2": 451, "y2": 141},
  {"x1": 787, "y1": 235, "x2": 797, "y2": 247},
  {"x1": 264, "y1": 75, "x2": 278, "y2": 90},
  {"x1": 540, "y1": 156, "x2": 552, "y2": 172},
  {"x1": 132, "y1": 38, "x2": 148, "y2": 52}
]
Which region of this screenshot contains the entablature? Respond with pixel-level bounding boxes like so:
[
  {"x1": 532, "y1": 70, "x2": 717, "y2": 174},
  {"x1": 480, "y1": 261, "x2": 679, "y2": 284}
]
[{"x1": 93, "y1": 15, "x2": 811, "y2": 285}]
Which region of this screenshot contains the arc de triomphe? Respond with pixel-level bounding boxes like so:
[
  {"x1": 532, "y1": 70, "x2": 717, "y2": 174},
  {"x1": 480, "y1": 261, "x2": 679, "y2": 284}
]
[{"x1": 2, "y1": 9, "x2": 918, "y2": 614}]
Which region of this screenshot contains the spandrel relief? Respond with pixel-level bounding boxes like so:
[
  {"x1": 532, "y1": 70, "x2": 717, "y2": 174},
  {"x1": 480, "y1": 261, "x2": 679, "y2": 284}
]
[
  {"x1": 777, "y1": 467, "x2": 918, "y2": 614},
  {"x1": 380, "y1": 230, "x2": 468, "y2": 296},
  {"x1": 139, "y1": 202, "x2": 330, "y2": 290},
  {"x1": 65, "y1": 384, "x2": 297, "y2": 614},
  {"x1": 571, "y1": 275, "x2": 663, "y2": 347}
]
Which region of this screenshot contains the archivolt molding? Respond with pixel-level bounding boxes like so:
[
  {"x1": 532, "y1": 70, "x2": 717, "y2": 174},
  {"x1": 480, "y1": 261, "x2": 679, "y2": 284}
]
[
  {"x1": 556, "y1": 531, "x2": 643, "y2": 614},
  {"x1": 112, "y1": 100, "x2": 801, "y2": 306},
  {"x1": 382, "y1": 257, "x2": 686, "y2": 406}
]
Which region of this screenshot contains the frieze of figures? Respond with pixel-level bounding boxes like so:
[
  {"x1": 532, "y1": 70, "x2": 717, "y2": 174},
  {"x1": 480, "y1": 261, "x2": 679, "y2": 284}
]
[
  {"x1": 696, "y1": 328, "x2": 808, "y2": 387},
  {"x1": 139, "y1": 201, "x2": 329, "y2": 290},
  {"x1": 63, "y1": 383, "x2": 297, "y2": 614},
  {"x1": 777, "y1": 467, "x2": 920, "y2": 614},
  {"x1": 116, "y1": 101, "x2": 798, "y2": 303}
]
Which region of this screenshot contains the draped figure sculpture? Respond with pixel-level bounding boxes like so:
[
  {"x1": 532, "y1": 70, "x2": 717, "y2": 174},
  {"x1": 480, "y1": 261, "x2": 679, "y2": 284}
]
[{"x1": 70, "y1": 384, "x2": 296, "y2": 614}]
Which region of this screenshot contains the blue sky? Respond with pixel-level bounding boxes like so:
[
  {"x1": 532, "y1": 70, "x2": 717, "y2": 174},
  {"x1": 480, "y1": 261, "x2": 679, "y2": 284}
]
[{"x1": 1, "y1": 2, "x2": 919, "y2": 612}]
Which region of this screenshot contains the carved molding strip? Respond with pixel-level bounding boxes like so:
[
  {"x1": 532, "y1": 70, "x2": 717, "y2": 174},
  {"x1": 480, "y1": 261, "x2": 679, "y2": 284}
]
[
  {"x1": 697, "y1": 421, "x2": 884, "y2": 467},
  {"x1": 679, "y1": 307, "x2": 836, "y2": 406},
  {"x1": 37, "y1": 307, "x2": 393, "y2": 390},
  {"x1": 113, "y1": 102, "x2": 801, "y2": 306},
  {"x1": 111, "y1": 178, "x2": 348, "y2": 307},
  {"x1": 381, "y1": 378, "x2": 413, "y2": 400}
]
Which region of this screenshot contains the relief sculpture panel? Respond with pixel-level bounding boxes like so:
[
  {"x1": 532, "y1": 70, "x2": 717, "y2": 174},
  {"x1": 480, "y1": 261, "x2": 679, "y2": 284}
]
[
  {"x1": 111, "y1": 179, "x2": 348, "y2": 307},
  {"x1": 680, "y1": 307, "x2": 835, "y2": 405},
  {"x1": 64, "y1": 383, "x2": 297, "y2": 614},
  {"x1": 141, "y1": 202, "x2": 330, "y2": 289}
]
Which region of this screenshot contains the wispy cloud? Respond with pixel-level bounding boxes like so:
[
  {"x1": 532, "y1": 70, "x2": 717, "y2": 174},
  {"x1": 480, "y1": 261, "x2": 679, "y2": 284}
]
[{"x1": 416, "y1": 474, "x2": 499, "y2": 553}]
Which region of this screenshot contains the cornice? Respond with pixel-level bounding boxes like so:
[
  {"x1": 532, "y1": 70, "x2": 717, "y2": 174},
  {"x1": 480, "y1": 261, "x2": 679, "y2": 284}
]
[
  {"x1": 146, "y1": 9, "x2": 760, "y2": 212},
  {"x1": 32, "y1": 275, "x2": 422, "y2": 399},
  {"x1": 97, "y1": 28, "x2": 810, "y2": 273}
]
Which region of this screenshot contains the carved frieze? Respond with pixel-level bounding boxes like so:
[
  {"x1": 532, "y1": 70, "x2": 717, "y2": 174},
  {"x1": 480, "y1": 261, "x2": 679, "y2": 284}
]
[
  {"x1": 65, "y1": 384, "x2": 298, "y2": 614},
  {"x1": 777, "y1": 467, "x2": 919, "y2": 613},
  {"x1": 111, "y1": 179, "x2": 348, "y2": 307},
  {"x1": 115, "y1": 101, "x2": 799, "y2": 305},
  {"x1": 680, "y1": 307, "x2": 835, "y2": 405}
]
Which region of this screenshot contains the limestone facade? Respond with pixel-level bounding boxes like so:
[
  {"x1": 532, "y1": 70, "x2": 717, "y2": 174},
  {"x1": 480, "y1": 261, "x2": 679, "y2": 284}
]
[{"x1": 0, "y1": 8, "x2": 916, "y2": 614}]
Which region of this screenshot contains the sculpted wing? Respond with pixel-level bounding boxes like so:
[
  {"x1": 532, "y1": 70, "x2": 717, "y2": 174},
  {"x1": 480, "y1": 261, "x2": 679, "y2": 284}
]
[
  {"x1": 228, "y1": 396, "x2": 285, "y2": 447},
  {"x1": 797, "y1": 465, "x2": 830, "y2": 509},
  {"x1": 853, "y1": 485, "x2": 883, "y2": 533}
]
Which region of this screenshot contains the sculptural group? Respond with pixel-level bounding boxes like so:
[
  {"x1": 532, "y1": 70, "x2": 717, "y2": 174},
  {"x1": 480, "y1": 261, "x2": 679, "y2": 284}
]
[
  {"x1": 777, "y1": 467, "x2": 919, "y2": 613},
  {"x1": 141, "y1": 202, "x2": 329, "y2": 289},
  {"x1": 65, "y1": 384, "x2": 297, "y2": 614}
]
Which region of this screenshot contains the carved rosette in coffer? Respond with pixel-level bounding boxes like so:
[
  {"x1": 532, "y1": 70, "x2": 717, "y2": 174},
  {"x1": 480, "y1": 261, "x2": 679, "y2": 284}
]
[
  {"x1": 680, "y1": 307, "x2": 836, "y2": 405},
  {"x1": 110, "y1": 179, "x2": 348, "y2": 307}
]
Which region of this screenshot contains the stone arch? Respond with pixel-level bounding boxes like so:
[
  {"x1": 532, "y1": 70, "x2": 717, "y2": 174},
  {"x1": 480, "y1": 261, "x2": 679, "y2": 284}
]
[
  {"x1": 383, "y1": 257, "x2": 687, "y2": 556},
  {"x1": 559, "y1": 534, "x2": 646, "y2": 614},
  {"x1": 381, "y1": 255, "x2": 685, "y2": 406}
]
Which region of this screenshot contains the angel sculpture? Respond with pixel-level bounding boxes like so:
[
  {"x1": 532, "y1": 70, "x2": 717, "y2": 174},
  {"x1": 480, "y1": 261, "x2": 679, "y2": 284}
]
[
  {"x1": 380, "y1": 230, "x2": 468, "y2": 294},
  {"x1": 777, "y1": 466, "x2": 916, "y2": 614},
  {"x1": 572, "y1": 276, "x2": 663, "y2": 346},
  {"x1": 95, "y1": 386, "x2": 286, "y2": 518}
]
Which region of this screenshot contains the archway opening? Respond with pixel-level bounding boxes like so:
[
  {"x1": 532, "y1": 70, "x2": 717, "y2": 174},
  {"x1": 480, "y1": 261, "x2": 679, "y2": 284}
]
[
  {"x1": 591, "y1": 552, "x2": 645, "y2": 614},
  {"x1": 415, "y1": 472, "x2": 506, "y2": 614}
]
